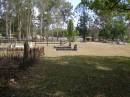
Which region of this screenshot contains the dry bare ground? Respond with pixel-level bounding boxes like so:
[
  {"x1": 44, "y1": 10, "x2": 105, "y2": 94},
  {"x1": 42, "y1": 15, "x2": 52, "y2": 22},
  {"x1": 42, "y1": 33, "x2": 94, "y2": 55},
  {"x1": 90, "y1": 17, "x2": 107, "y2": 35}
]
[
  {"x1": 0, "y1": 42, "x2": 130, "y2": 57},
  {"x1": 40, "y1": 42, "x2": 130, "y2": 57}
]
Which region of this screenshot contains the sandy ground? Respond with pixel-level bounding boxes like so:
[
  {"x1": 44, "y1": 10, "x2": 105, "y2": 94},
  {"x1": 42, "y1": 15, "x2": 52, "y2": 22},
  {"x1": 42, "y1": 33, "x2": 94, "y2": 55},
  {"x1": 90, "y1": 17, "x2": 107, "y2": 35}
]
[
  {"x1": 0, "y1": 42, "x2": 130, "y2": 57},
  {"x1": 36, "y1": 42, "x2": 130, "y2": 57}
]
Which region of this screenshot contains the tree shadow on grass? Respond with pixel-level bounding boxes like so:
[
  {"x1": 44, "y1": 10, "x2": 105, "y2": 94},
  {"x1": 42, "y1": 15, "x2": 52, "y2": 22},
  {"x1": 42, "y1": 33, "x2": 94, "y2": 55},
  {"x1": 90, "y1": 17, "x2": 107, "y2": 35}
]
[
  {"x1": 0, "y1": 56, "x2": 130, "y2": 97},
  {"x1": 40, "y1": 56, "x2": 130, "y2": 97},
  {"x1": 0, "y1": 59, "x2": 35, "y2": 97}
]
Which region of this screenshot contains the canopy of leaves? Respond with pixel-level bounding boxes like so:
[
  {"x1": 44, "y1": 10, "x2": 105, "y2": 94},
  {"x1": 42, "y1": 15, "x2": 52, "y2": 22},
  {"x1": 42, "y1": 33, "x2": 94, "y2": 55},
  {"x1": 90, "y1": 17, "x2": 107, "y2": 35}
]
[
  {"x1": 0, "y1": 0, "x2": 73, "y2": 39},
  {"x1": 99, "y1": 19, "x2": 128, "y2": 40},
  {"x1": 67, "y1": 19, "x2": 74, "y2": 37}
]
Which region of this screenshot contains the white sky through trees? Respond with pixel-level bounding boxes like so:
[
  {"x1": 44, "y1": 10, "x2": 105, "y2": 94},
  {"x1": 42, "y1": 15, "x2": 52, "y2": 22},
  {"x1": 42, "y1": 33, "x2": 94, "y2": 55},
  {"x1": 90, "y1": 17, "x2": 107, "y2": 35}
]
[
  {"x1": 34, "y1": 0, "x2": 81, "y2": 27},
  {"x1": 67, "y1": 0, "x2": 80, "y2": 9},
  {"x1": 67, "y1": 0, "x2": 80, "y2": 26}
]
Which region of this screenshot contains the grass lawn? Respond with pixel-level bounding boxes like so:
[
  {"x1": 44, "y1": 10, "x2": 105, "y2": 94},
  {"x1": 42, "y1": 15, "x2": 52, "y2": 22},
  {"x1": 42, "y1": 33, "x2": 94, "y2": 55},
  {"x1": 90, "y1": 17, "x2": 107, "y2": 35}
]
[{"x1": 0, "y1": 56, "x2": 130, "y2": 97}]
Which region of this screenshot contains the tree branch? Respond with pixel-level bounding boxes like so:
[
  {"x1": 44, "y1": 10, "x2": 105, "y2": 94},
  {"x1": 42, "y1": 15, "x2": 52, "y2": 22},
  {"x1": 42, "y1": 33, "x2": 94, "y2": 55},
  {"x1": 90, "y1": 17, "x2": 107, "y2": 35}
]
[{"x1": 109, "y1": 0, "x2": 122, "y2": 10}]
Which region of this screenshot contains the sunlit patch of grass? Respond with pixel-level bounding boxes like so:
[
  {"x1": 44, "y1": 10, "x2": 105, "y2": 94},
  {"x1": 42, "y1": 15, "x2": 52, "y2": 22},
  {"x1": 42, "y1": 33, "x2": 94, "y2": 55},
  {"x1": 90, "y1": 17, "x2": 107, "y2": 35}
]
[{"x1": 96, "y1": 65, "x2": 112, "y2": 71}]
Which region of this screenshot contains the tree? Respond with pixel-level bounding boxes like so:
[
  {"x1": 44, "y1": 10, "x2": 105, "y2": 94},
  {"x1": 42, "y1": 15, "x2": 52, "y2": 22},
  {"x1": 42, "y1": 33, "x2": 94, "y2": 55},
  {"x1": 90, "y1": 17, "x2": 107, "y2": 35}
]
[
  {"x1": 75, "y1": 0, "x2": 93, "y2": 42},
  {"x1": 77, "y1": 11, "x2": 89, "y2": 42},
  {"x1": 60, "y1": 1, "x2": 73, "y2": 24},
  {"x1": 5, "y1": 0, "x2": 11, "y2": 39},
  {"x1": 90, "y1": 0, "x2": 127, "y2": 11},
  {"x1": 99, "y1": 22, "x2": 112, "y2": 40},
  {"x1": 90, "y1": 0, "x2": 130, "y2": 41},
  {"x1": 111, "y1": 19, "x2": 128, "y2": 41},
  {"x1": 67, "y1": 19, "x2": 74, "y2": 45},
  {"x1": 35, "y1": 0, "x2": 50, "y2": 39},
  {"x1": 12, "y1": 0, "x2": 23, "y2": 40},
  {"x1": 0, "y1": 0, "x2": 74, "y2": 41},
  {"x1": 99, "y1": 17, "x2": 128, "y2": 41}
]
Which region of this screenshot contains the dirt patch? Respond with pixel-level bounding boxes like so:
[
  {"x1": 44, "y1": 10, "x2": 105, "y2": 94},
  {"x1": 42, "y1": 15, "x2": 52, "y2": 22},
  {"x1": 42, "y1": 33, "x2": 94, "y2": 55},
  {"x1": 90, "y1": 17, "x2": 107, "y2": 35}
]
[{"x1": 39, "y1": 42, "x2": 130, "y2": 57}]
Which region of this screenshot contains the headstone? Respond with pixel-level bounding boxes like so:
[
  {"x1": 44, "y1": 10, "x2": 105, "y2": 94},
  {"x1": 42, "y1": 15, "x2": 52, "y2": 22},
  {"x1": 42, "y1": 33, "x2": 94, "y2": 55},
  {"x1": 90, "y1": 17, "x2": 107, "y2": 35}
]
[{"x1": 74, "y1": 44, "x2": 77, "y2": 51}]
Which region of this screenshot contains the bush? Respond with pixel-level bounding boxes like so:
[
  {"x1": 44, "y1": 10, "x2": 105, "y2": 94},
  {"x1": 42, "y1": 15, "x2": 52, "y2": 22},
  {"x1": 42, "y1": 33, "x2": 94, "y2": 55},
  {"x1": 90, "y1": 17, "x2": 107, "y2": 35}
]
[{"x1": 127, "y1": 39, "x2": 130, "y2": 43}]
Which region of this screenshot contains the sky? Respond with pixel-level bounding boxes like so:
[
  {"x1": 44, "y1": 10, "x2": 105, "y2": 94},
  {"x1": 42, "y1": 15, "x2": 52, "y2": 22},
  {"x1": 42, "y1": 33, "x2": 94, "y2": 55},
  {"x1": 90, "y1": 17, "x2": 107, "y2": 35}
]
[
  {"x1": 67, "y1": 0, "x2": 80, "y2": 9},
  {"x1": 34, "y1": 0, "x2": 81, "y2": 27},
  {"x1": 66, "y1": 0, "x2": 80, "y2": 26},
  {"x1": 34, "y1": 0, "x2": 80, "y2": 16}
]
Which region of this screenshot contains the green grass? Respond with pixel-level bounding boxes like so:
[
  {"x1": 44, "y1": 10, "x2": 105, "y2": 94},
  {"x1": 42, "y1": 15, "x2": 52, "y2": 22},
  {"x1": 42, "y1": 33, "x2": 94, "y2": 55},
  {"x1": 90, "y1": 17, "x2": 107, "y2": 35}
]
[{"x1": 0, "y1": 56, "x2": 130, "y2": 97}]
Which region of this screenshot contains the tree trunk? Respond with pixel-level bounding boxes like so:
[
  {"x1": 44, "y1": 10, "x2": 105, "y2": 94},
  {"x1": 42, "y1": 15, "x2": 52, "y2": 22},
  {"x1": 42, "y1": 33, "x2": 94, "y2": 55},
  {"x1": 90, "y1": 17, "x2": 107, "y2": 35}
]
[
  {"x1": 40, "y1": 14, "x2": 43, "y2": 39},
  {"x1": 28, "y1": 9, "x2": 31, "y2": 40},
  {"x1": 27, "y1": 11, "x2": 31, "y2": 40},
  {"x1": 128, "y1": 21, "x2": 130, "y2": 39},
  {"x1": 6, "y1": 0, "x2": 12, "y2": 41},
  {"x1": 9, "y1": 20, "x2": 11, "y2": 39},
  {"x1": 18, "y1": 18, "x2": 22, "y2": 41},
  {"x1": 6, "y1": 13, "x2": 9, "y2": 39},
  {"x1": 26, "y1": 0, "x2": 31, "y2": 40},
  {"x1": 5, "y1": 2, "x2": 9, "y2": 39},
  {"x1": 83, "y1": 30, "x2": 86, "y2": 42}
]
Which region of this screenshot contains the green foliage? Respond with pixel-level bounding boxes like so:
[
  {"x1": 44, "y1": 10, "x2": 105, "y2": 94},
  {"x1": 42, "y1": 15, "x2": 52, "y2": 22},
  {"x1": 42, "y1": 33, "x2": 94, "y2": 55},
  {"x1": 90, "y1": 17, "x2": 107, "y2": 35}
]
[
  {"x1": 0, "y1": 32, "x2": 6, "y2": 37},
  {"x1": 52, "y1": 28, "x2": 68, "y2": 37},
  {"x1": 73, "y1": 29, "x2": 79, "y2": 36},
  {"x1": 67, "y1": 19, "x2": 74, "y2": 37},
  {"x1": 75, "y1": 0, "x2": 92, "y2": 42},
  {"x1": 90, "y1": 0, "x2": 127, "y2": 11},
  {"x1": 111, "y1": 20, "x2": 128, "y2": 40},
  {"x1": 0, "y1": 19, "x2": 5, "y2": 34},
  {"x1": 128, "y1": 39, "x2": 130, "y2": 43},
  {"x1": 99, "y1": 19, "x2": 128, "y2": 41},
  {"x1": 0, "y1": 0, "x2": 73, "y2": 40},
  {"x1": 61, "y1": 1, "x2": 73, "y2": 23},
  {"x1": 88, "y1": 0, "x2": 129, "y2": 41},
  {"x1": 77, "y1": 12, "x2": 89, "y2": 42},
  {"x1": 99, "y1": 23, "x2": 112, "y2": 39}
]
